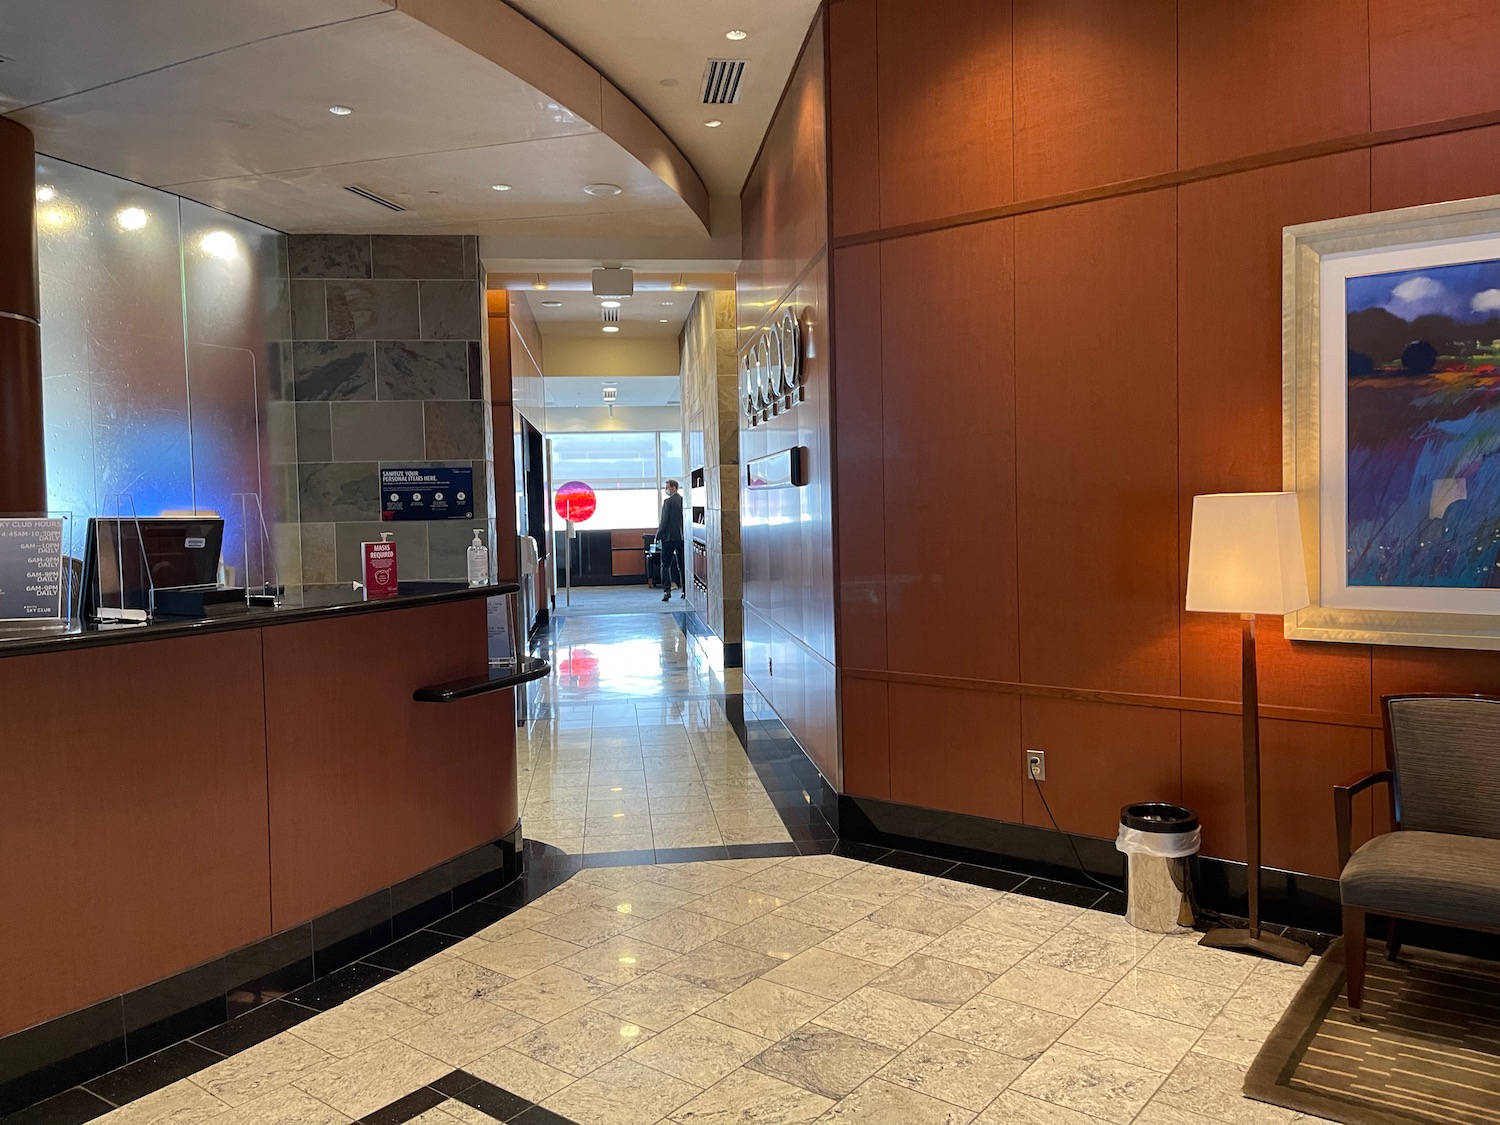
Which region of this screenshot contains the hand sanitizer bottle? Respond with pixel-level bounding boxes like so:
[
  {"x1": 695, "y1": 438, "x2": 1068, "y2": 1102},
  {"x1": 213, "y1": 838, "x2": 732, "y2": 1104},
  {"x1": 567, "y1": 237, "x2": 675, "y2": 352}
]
[{"x1": 467, "y1": 529, "x2": 489, "y2": 587}]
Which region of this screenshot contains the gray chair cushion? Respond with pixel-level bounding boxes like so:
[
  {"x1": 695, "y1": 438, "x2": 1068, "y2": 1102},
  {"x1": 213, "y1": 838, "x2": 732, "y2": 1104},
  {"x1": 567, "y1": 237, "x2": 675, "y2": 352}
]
[{"x1": 1342, "y1": 830, "x2": 1500, "y2": 930}]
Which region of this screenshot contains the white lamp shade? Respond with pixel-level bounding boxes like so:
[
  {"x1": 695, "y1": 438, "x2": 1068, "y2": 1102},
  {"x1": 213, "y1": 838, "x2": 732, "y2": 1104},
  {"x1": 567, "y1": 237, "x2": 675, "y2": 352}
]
[{"x1": 1185, "y1": 492, "x2": 1310, "y2": 615}]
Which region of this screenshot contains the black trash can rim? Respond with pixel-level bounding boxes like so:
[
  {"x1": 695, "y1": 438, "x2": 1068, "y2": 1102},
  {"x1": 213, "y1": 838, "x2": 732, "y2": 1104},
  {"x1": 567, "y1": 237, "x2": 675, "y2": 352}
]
[{"x1": 1120, "y1": 802, "x2": 1198, "y2": 833}]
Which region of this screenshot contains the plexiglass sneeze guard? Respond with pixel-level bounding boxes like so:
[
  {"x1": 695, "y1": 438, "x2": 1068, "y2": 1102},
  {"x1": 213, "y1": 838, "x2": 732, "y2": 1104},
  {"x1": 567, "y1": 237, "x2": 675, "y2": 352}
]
[{"x1": 232, "y1": 492, "x2": 281, "y2": 605}]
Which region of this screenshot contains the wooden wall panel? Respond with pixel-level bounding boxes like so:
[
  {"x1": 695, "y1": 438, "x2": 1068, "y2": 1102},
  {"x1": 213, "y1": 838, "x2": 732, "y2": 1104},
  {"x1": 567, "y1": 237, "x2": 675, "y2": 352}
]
[
  {"x1": 1013, "y1": 0, "x2": 1176, "y2": 199},
  {"x1": 1372, "y1": 124, "x2": 1500, "y2": 212},
  {"x1": 1370, "y1": 1, "x2": 1500, "y2": 130},
  {"x1": 264, "y1": 600, "x2": 514, "y2": 928},
  {"x1": 875, "y1": 0, "x2": 1011, "y2": 229},
  {"x1": 839, "y1": 675, "x2": 890, "y2": 799},
  {"x1": 1182, "y1": 715, "x2": 1376, "y2": 878},
  {"x1": 1019, "y1": 699, "x2": 1180, "y2": 838},
  {"x1": 889, "y1": 683, "x2": 1022, "y2": 822},
  {"x1": 1177, "y1": 0, "x2": 1369, "y2": 169},
  {"x1": 832, "y1": 244, "x2": 887, "y2": 668},
  {"x1": 828, "y1": 0, "x2": 880, "y2": 237},
  {"x1": 0, "y1": 633, "x2": 271, "y2": 1038},
  {"x1": 1178, "y1": 153, "x2": 1372, "y2": 712},
  {"x1": 1371, "y1": 648, "x2": 1500, "y2": 702},
  {"x1": 1014, "y1": 191, "x2": 1179, "y2": 695},
  {"x1": 879, "y1": 220, "x2": 1016, "y2": 682}
]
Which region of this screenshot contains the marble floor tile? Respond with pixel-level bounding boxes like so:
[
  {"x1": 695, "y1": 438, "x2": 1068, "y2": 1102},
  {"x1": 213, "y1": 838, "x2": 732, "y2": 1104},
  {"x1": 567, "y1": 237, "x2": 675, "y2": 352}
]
[
  {"x1": 1136, "y1": 938, "x2": 1258, "y2": 990},
  {"x1": 934, "y1": 993, "x2": 1074, "y2": 1061},
  {"x1": 872, "y1": 954, "x2": 994, "y2": 1010},
  {"x1": 1058, "y1": 1003, "x2": 1202, "y2": 1072},
  {"x1": 984, "y1": 961, "x2": 1112, "y2": 1019},
  {"x1": 912, "y1": 879, "x2": 1006, "y2": 912},
  {"x1": 737, "y1": 864, "x2": 832, "y2": 901},
  {"x1": 967, "y1": 897, "x2": 1082, "y2": 941},
  {"x1": 811, "y1": 986, "x2": 949, "y2": 1051},
  {"x1": 557, "y1": 934, "x2": 682, "y2": 986},
  {"x1": 662, "y1": 941, "x2": 781, "y2": 992},
  {"x1": 190, "y1": 1032, "x2": 334, "y2": 1106},
  {"x1": 589, "y1": 971, "x2": 722, "y2": 1031},
  {"x1": 974, "y1": 1090, "x2": 1105, "y2": 1124},
  {"x1": 1100, "y1": 968, "x2": 1236, "y2": 1029},
  {"x1": 773, "y1": 891, "x2": 881, "y2": 932},
  {"x1": 913, "y1": 924, "x2": 1032, "y2": 975},
  {"x1": 701, "y1": 979, "x2": 833, "y2": 1041},
  {"x1": 667, "y1": 1067, "x2": 833, "y2": 1125},
  {"x1": 625, "y1": 907, "x2": 738, "y2": 953},
  {"x1": 625, "y1": 1015, "x2": 772, "y2": 1087},
  {"x1": 465, "y1": 1045, "x2": 577, "y2": 1103},
  {"x1": 1008, "y1": 1043, "x2": 1167, "y2": 1125},
  {"x1": 584, "y1": 830, "x2": 656, "y2": 853},
  {"x1": 292, "y1": 1037, "x2": 449, "y2": 1120},
  {"x1": 292, "y1": 990, "x2": 431, "y2": 1057},
  {"x1": 1191, "y1": 992, "x2": 1296, "y2": 1068},
  {"x1": 464, "y1": 929, "x2": 584, "y2": 978},
  {"x1": 721, "y1": 913, "x2": 833, "y2": 962},
  {"x1": 816, "y1": 920, "x2": 934, "y2": 967},
  {"x1": 687, "y1": 885, "x2": 788, "y2": 925},
  {"x1": 378, "y1": 957, "x2": 512, "y2": 1015},
  {"x1": 98, "y1": 1081, "x2": 230, "y2": 1125},
  {"x1": 394, "y1": 997, "x2": 541, "y2": 1066},
  {"x1": 821, "y1": 1076, "x2": 977, "y2": 1124},
  {"x1": 509, "y1": 1005, "x2": 653, "y2": 1076},
  {"x1": 1151, "y1": 1052, "x2": 1295, "y2": 1124},
  {"x1": 543, "y1": 1057, "x2": 700, "y2": 1125},
  {"x1": 531, "y1": 904, "x2": 641, "y2": 947},
  {"x1": 869, "y1": 894, "x2": 981, "y2": 937},
  {"x1": 205, "y1": 1085, "x2": 352, "y2": 1124},
  {"x1": 489, "y1": 964, "x2": 616, "y2": 1023},
  {"x1": 878, "y1": 1031, "x2": 1029, "y2": 1111},
  {"x1": 1024, "y1": 930, "x2": 1149, "y2": 982},
  {"x1": 822, "y1": 867, "x2": 931, "y2": 906},
  {"x1": 652, "y1": 815, "x2": 728, "y2": 849},
  {"x1": 747, "y1": 1024, "x2": 898, "y2": 1099},
  {"x1": 763, "y1": 947, "x2": 886, "y2": 1001}
]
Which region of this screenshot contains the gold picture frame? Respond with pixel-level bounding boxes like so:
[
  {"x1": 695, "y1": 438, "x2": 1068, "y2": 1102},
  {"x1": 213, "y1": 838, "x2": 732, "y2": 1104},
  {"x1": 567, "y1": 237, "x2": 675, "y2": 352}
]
[{"x1": 1284, "y1": 194, "x2": 1500, "y2": 649}]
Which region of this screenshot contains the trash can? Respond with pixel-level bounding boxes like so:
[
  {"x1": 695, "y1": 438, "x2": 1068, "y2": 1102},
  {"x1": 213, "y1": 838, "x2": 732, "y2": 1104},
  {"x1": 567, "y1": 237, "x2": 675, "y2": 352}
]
[{"x1": 1116, "y1": 803, "x2": 1200, "y2": 933}]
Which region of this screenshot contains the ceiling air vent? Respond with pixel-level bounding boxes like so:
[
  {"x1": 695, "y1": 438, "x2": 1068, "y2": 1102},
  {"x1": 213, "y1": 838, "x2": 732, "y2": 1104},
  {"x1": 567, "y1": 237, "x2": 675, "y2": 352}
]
[
  {"x1": 603, "y1": 308, "x2": 620, "y2": 323},
  {"x1": 701, "y1": 59, "x2": 746, "y2": 105},
  {"x1": 343, "y1": 185, "x2": 406, "y2": 212}
]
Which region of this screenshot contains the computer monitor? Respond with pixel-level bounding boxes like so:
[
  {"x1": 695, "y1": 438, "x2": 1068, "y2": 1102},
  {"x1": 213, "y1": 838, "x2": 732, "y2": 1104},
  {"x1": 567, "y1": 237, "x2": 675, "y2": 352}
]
[{"x1": 81, "y1": 516, "x2": 224, "y2": 617}]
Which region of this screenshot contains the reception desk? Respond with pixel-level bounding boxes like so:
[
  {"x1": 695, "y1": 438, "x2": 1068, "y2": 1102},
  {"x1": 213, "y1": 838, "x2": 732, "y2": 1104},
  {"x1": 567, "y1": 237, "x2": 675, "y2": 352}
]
[{"x1": 0, "y1": 583, "x2": 531, "y2": 1111}]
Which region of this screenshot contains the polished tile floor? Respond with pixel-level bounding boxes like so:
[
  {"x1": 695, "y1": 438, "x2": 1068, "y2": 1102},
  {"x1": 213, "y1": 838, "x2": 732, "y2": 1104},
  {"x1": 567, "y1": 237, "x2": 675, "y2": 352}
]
[
  {"x1": 81, "y1": 853, "x2": 1331, "y2": 1125},
  {"x1": 519, "y1": 613, "x2": 782, "y2": 857}
]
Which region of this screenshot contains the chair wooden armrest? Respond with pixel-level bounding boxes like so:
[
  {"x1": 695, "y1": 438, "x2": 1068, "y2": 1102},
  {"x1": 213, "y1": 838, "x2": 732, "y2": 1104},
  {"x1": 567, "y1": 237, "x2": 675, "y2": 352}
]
[{"x1": 1334, "y1": 769, "x2": 1393, "y2": 869}]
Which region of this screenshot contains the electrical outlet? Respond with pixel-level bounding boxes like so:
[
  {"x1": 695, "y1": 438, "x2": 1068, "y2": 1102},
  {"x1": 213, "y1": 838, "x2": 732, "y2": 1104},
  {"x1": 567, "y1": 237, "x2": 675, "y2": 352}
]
[{"x1": 1026, "y1": 750, "x2": 1046, "y2": 781}]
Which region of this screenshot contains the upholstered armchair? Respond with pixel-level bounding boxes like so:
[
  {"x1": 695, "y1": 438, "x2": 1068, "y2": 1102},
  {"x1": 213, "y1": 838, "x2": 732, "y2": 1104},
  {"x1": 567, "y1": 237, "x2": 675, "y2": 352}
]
[{"x1": 1334, "y1": 694, "x2": 1500, "y2": 1020}]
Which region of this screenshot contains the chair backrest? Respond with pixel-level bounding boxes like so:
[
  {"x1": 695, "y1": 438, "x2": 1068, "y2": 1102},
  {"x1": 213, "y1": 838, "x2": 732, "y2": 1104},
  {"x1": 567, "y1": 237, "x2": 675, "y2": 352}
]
[{"x1": 1385, "y1": 695, "x2": 1500, "y2": 839}]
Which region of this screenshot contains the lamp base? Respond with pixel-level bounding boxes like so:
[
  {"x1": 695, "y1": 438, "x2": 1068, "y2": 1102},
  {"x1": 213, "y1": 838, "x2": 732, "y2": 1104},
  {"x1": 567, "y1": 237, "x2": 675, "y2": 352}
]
[{"x1": 1199, "y1": 926, "x2": 1311, "y2": 966}]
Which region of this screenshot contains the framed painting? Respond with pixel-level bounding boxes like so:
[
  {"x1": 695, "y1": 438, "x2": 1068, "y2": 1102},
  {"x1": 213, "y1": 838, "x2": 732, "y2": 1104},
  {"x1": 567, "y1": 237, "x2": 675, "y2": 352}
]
[{"x1": 1285, "y1": 195, "x2": 1500, "y2": 649}]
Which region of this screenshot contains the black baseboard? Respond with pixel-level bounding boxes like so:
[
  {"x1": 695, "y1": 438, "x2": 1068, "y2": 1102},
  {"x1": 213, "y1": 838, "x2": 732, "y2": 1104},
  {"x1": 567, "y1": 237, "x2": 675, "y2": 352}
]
[
  {"x1": 837, "y1": 795, "x2": 1343, "y2": 935},
  {"x1": 0, "y1": 826, "x2": 524, "y2": 1117}
]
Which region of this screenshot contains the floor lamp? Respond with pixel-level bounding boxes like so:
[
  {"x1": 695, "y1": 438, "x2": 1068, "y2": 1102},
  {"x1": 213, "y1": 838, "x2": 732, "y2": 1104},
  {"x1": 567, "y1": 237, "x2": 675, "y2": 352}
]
[{"x1": 1186, "y1": 492, "x2": 1312, "y2": 966}]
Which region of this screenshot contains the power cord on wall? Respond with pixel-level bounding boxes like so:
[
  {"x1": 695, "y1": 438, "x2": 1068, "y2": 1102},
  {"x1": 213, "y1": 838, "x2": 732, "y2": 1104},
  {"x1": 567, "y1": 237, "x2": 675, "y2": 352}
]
[{"x1": 1028, "y1": 774, "x2": 1124, "y2": 896}]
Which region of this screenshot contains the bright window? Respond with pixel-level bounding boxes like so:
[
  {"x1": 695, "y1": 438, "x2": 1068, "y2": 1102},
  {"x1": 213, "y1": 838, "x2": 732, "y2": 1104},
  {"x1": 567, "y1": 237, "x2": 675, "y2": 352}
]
[{"x1": 546, "y1": 430, "x2": 681, "y2": 531}]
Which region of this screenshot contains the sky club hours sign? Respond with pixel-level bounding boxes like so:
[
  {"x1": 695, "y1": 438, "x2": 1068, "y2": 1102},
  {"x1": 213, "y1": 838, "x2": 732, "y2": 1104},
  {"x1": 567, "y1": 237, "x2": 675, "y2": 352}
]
[
  {"x1": 381, "y1": 467, "x2": 475, "y2": 521},
  {"x1": 0, "y1": 517, "x2": 66, "y2": 622}
]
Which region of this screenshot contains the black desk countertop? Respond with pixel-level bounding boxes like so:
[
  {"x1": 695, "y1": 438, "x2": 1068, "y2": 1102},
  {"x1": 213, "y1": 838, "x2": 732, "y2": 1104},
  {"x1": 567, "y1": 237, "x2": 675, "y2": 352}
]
[{"x1": 0, "y1": 582, "x2": 519, "y2": 660}]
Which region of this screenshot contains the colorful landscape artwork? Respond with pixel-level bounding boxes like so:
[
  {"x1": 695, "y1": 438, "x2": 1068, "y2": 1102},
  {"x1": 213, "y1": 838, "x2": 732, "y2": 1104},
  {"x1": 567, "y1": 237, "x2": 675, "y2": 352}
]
[{"x1": 1345, "y1": 258, "x2": 1500, "y2": 588}]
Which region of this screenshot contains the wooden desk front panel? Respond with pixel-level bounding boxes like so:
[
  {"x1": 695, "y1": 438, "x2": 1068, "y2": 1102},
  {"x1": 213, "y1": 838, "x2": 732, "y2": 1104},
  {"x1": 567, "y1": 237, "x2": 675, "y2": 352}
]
[
  {"x1": 0, "y1": 631, "x2": 272, "y2": 1038},
  {"x1": 262, "y1": 599, "x2": 516, "y2": 929}
]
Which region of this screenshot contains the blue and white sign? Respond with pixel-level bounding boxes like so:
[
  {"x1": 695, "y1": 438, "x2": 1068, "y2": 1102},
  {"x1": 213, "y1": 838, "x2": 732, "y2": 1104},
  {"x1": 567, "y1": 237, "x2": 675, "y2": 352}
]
[{"x1": 381, "y1": 467, "x2": 476, "y2": 521}]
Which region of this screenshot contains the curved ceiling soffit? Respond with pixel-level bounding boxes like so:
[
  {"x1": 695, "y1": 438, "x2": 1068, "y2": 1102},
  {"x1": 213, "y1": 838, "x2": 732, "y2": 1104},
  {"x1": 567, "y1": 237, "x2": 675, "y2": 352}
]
[{"x1": 399, "y1": 0, "x2": 710, "y2": 233}]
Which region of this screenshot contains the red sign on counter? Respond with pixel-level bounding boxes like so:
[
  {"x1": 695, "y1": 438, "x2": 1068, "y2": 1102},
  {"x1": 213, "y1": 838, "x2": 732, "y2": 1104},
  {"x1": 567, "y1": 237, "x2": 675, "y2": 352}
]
[
  {"x1": 554, "y1": 481, "x2": 597, "y2": 523},
  {"x1": 361, "y1": 539, "x2": 398, "y2": 599}
]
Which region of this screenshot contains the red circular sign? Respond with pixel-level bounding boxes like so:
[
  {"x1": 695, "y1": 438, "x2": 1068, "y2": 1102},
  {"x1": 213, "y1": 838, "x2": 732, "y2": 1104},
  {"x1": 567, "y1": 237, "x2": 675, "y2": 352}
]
[{"x1": 554, "y1": 481, "x2": 597, "y2": 522}]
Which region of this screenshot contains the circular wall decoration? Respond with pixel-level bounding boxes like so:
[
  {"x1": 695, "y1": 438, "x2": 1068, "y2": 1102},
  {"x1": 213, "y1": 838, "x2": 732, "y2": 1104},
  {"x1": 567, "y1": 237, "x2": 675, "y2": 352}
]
[
  {"x1": 742, "y1": 349, "x2": 757, "y2": 417},
  {"x1": 779, "y1": 307, "x2": 801, "y2": 389},
  {"x1": 764, "y1": 320, "x2": 784, "y2": 397}
]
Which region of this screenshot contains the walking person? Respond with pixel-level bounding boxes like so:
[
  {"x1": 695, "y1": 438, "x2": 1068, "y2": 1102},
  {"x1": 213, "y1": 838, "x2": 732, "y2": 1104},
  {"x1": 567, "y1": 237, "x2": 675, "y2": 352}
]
[{"x1": 657, "y1": 479, "x2": 686, "y2": 602}]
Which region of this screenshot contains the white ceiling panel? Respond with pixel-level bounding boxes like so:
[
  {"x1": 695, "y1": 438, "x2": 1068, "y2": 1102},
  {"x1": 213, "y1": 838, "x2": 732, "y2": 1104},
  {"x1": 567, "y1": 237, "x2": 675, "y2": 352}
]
[
  {"x1": 12, "y1": 13, "x2": 594, "y2": 188},
  {"x1": 523, "y1": 289, "x2": 692, "y2": 337},
  {"x1": 0, "y1": 0, "x2": 392, "y2": 112}
]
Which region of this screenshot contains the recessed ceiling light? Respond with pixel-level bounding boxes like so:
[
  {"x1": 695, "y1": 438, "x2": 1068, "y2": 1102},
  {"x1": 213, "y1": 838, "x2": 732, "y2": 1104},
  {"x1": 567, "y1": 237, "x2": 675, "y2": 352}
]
[
  {"x1": 115, "y1": 206, "x2": 148, "y2": 231},
  {"x1": 660, "y1": 301, "x2": 673, "y2": 306},
  {"x1": 602, "y1": 325, "x2": 620, "y2": 333},
  {"x1": 328, "y1": 105, "x2": 353, "y2": 116},
  {"x1": 659, "y1": 78, "x2": 678, "y2": 87},
  {"x1": 599, "y1": 300, "x2": 621, "y2": 309},
  {"x1": 584, "y1": 183, "x2": 623, "y2": 196},
  {"x1": 541, "y1": 300, "x2": 562, "y2": 307},
  {"x1": 725, "y1": 29, "x2": 748, "y2": 40},
  {"x1": 490, "y1": 183, "x2": 512, "y2": 191},
  {"x1": 672, "y1": 276, "x2": 689, "y2": 291},
  {"x1": 659, "y1": 318, "x2": 669, "y2": 323},
  {"x1": 531, "y1": 273, "x2": 549, "y2": 291},
  {"x1": 704, "y1": 119, "x2": 723, "y2": 128},
  {"x1": 35, "y1": 185, "x2": 55, "y2": 203}
]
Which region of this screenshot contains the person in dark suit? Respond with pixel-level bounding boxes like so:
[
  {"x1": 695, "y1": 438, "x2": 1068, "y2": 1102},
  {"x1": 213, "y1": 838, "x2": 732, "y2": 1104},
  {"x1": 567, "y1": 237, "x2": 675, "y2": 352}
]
[{"x1": 657, "y1": 479, "x2": 685, "y2": 602}]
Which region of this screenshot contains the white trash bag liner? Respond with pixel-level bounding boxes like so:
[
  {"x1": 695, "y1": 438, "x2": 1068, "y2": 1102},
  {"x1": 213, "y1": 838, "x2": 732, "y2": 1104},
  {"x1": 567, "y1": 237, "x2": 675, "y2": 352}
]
[{"x1": 1116, "y1": 824, "x2": 1200, "y2": 859}]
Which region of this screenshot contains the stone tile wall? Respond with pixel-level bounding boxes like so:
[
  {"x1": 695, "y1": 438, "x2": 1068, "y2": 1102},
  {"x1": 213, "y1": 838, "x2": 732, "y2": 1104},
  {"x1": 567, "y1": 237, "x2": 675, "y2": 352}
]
[
  {"x1": 286, "y1": 235, "x2": 492, "y2": 586},
  {"x1": 680, "y1": 291, "x2": 742, "y2": 647}
]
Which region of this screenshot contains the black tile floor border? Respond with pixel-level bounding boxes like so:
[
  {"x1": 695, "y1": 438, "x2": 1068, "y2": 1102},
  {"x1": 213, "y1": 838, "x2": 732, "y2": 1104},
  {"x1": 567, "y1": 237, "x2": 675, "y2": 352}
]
[{"x1": 356, "y1": 1070, "x2": 578, "y2": 1124}]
